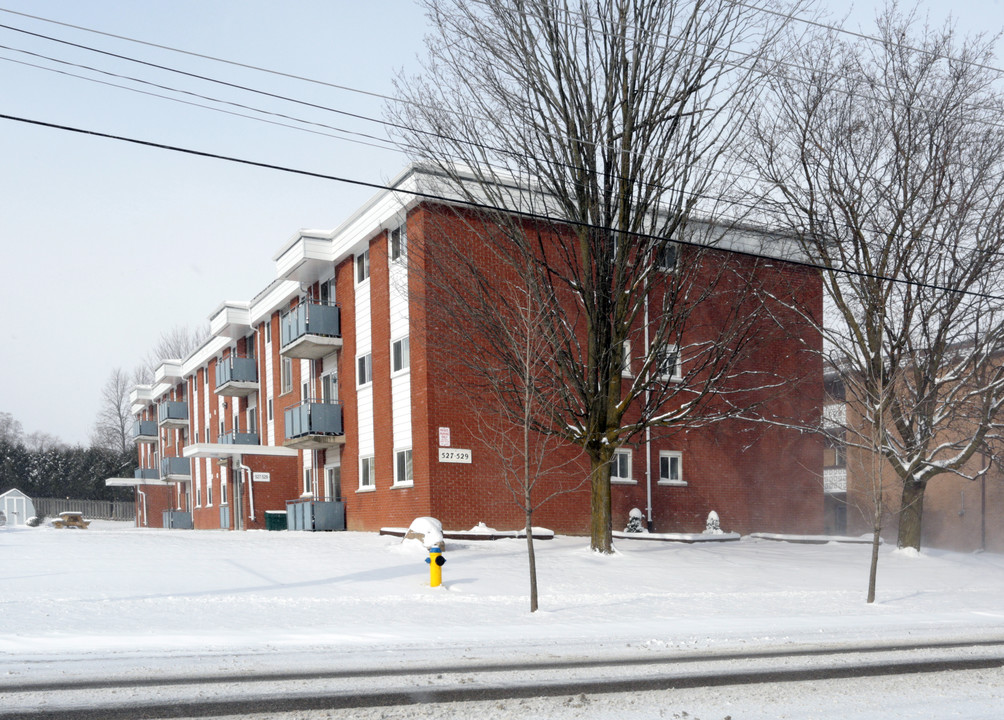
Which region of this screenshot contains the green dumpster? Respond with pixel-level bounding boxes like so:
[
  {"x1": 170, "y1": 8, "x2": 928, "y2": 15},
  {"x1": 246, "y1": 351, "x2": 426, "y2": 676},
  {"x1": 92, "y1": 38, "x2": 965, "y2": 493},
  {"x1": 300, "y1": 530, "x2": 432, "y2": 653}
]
[{"x1": 265, "y1": 510, "x2": 287, "y2": 531}]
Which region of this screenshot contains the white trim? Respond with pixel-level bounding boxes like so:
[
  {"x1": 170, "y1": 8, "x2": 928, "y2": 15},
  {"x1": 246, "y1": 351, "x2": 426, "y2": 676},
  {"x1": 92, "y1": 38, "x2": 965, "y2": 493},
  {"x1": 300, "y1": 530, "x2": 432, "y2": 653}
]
[
  {"x1": 657, "y1": 450, "x2": 686, "y2": 486},
  {"x1": 610, "y1": 448, "x2": 635, "y2": 484}
]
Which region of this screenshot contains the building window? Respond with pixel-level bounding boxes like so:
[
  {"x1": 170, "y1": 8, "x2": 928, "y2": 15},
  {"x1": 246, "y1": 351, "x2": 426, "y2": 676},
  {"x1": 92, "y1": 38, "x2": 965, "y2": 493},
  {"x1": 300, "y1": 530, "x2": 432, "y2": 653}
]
[
  {"x1": 356, "y1": 249, "x2": 370, "y2": 283},
  {"x1": 264, "y1": 320, "x2": 271, "y2": 345},
  {"x1": 359, "y1": 456, "x2": 375, "y2": 490},
  {"x1": 656, "y1": 241, "x2": 677, "y2": 271},
  {"x1": 390, "y1": 223, "x2": 407, "y2": 262},
  {"x1": 325, "y1": 465, "x2": 342, "y2": 501},
  {"x1": 611, "y1": 449, "x2": 633, "y2": 483},
  {"x1": 394, "y1": 449, "x2": 413, "y2": 486},
  {"x1": 392, "y1": 336, "x2": 410, "y2": 373},
  {"x1": 220, "y1": 468, "x2": 228, "y2": 505},
  {"x1": 357, "y1": 353, "x2": 372, "y2": 386},
  {"x1": 281, "y1": 357, "x2": 293, "y2": 394},
  {"x1": 621, "y1": 340, "x2": 632, "y2": 377},
  {"x1": 656, "y1": 345, "x2": 682, "y2": 382},
  {"x1": 267, "y1": 398, "x2": 274, "y2": 422},
  {"x1": 206, "y1": 464, "x2": 213, "y2": 506},
  {"x1": 195, "y1": 478, "x2": 202, "y2": 508},
  {"x1": 303, "y1": 467, "x2": 314, "y2": 496},
  {"x1": 659, "y1": 451, "x2": 684, "y2": 485}
]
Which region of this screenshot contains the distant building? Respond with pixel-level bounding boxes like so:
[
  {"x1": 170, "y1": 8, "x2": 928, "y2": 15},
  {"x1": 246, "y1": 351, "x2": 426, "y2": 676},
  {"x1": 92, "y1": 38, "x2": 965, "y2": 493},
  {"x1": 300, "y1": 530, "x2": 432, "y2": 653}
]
[
  {"x1": 823, "y1": 369, "x2": 1004, "y2": 552},
  {"x1": 110, "y1": 167, "x2": 824, "y2": 535}
]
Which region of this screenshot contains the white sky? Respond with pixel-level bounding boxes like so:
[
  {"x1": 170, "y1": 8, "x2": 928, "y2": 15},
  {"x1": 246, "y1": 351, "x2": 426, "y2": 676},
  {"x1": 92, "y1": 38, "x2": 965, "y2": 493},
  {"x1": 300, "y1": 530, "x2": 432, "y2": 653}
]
[{"x1": 1, "y1": 0, "x2": 1002, "y2": 445}]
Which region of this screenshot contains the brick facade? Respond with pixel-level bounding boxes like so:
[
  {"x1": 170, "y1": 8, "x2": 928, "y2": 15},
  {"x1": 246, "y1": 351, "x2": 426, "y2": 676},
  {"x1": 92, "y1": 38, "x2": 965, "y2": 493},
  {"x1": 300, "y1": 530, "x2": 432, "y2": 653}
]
[{"x1": 119, "y1": 167, "x2": 823, "y2": 537}]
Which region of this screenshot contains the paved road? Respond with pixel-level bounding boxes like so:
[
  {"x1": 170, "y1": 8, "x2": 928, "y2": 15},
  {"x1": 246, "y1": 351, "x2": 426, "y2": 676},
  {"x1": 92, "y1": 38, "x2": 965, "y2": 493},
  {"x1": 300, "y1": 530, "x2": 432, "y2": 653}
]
[{"x1": 4, "y1": 638, "x2": 1003, "y2": 719}]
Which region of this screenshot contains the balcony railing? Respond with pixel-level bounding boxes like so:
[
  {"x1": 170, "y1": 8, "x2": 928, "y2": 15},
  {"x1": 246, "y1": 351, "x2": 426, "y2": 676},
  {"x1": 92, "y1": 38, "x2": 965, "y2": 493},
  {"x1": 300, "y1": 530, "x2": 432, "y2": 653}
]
[
  {"x1": 132, "y1": 420, "x2": 157, "y2": 443},
  {"x1": 215, "y1": 355, "x2": 258, "y2": 397},
  {"x1": 283, "y1": 399, "x2": 344, "y2": 449},
  {"x1": 280, "y1": 302, "x2": 342, "y2": 359},
  {"x1": 158, "y1": 401, "x2": 189, "y2": 428},
  {"x1": 160, "y1": 456, "x2": 191, "y2": 480},
  {"x1": 219, "y1": 430, "x2": 260, "y2": 446},
  {"x1": 134, "y1": 467, "x2": 159, "y2": 480}
]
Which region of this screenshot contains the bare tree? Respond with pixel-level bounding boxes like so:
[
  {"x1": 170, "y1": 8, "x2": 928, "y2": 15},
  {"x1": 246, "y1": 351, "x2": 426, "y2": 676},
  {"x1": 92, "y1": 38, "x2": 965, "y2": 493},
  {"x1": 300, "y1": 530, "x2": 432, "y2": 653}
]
[
  {"x1": 134, "y1": 324, "x2": 211, "y2": 384},
  {"x1": 749, "y1": 7, "x2": 1004, "y2": 551},
  {"x1": 392, "y1": 0, "x2": 807, "y2": 552},
  {"x1": 0, "y1": 411, "x2": 23, "y2": 446},
  {"x1": 92, "y1": 368, "x2": 133, "y2": 453}
]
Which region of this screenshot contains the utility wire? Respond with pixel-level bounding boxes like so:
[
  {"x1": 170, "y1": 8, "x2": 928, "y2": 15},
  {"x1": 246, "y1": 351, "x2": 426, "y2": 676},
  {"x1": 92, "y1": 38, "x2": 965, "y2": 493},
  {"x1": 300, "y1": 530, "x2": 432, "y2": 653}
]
[{"x1": 2, "y1": 110, "x2": 1002, "y2": 305}]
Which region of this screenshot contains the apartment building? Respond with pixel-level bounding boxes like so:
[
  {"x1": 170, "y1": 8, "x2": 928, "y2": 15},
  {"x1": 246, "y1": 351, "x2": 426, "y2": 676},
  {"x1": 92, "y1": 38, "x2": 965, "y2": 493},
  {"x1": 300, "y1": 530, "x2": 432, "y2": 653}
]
[{"x1": 110, "y1": 167, "x2": 824, "y2": 536}]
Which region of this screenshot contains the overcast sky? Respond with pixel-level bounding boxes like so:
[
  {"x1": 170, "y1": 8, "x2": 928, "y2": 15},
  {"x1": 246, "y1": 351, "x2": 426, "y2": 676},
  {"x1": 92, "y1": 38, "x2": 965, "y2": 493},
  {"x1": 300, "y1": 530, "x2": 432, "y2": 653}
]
[{"x1": 2, "y1": 0, "x2": 1002, "y2": 446}]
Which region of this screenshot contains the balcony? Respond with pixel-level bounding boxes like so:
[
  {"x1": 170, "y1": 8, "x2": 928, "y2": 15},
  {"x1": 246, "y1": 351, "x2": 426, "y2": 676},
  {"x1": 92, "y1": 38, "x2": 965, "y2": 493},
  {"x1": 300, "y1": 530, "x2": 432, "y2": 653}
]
[
  {"x1": 215, "y1": 356, "x2": 258, "y2": 397},
  {"x1": 132, "y1": 420, "x2": 157, "y2": 443},
  {"x1": 160, "y1": 456, "x2": 191, "y2": 481},
  {"x1": 280, "y1": 302, "x2": 342, "y2": 359},
  {"x1": 134, "y1": 467, "x2": 160, "y2": 480},
  {"x1": 219, "y1": 430, "x2": 260, "y2": 446},
  {"x1": 158, "y1": 401, "x2": 189, "y2": 428},
  {"x1": 284, "y1": 399, "x2": 344, "y2": 450}
]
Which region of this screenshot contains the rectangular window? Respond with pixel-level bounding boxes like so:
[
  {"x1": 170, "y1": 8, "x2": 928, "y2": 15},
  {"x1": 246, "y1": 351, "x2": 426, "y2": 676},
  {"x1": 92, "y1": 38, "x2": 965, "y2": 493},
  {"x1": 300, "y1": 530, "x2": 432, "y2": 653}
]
[
  {"x1": 359, "y1": 456, "x2": 375, "y2": 490},
  {"x1": 281, "y1": 357, "x2": 293, "y2": 394},
  {"x1": 656, "y1": 242, "x2": 677, "y2": 271},
  {"x1": 394, "y1": 449, "x2": 413, "y2": 486},
  {"x1": 611, "y1": 449, "x2": 633, "y2": 483},
  {"x1": 392, "y1": 336, "x2": 410, "y2": 373},
  {"x1": 657, "y1": 345, "x2": 682, "y2": 382},
  {"x1": 390, "y1": 223, "x2": 407, "y2": 261},
  {"x1": 220, "y1": 468, "x2": 228, "y2": 505},
  {"x1": 267, "y1": 398, "x2": 274, "y2": 422},
  {"x1": 195, "y1": 479, "x2": 202, "y2": 508},
  {"x1": 303, "y1": 467, "x2": 313, "y2": 496},
  {"x1": 357, "y1": 353, "x2": 372, "y2": 386},
  {"x1": 356, "y1": 250, "x2": 370, "y2": 283},
  {"x1": 264, "y1": 320, "x2": 271, "y2": 345},
  {"x1": 248, "y1": 407, "x2": 257, "y2": 434},
  {"x1": 325, "y1": 465, "x2": 342, "y2": 501},
  {"x1": 659, "y1": 451, "x2": 684, "y2": 485},
  {"x1": 206, "y1": 464, "x2": 213, "y2": 506},
  {"x1": 621, "y1": 340, "x2": 632, "y2": 377}
]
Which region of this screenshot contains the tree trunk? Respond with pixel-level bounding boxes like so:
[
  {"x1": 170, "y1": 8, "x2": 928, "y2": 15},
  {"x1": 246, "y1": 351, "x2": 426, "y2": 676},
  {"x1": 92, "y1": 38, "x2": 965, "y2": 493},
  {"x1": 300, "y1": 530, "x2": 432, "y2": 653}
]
[
  {"x1": 897, "y1": 479, "x2": 926, "y2": 551},
  {"x1": 589, "y1": 453, "x2": 613, "y2": 553},
  {"x1": 525, "y1": 507, "x2": 538, "y2": 613}
]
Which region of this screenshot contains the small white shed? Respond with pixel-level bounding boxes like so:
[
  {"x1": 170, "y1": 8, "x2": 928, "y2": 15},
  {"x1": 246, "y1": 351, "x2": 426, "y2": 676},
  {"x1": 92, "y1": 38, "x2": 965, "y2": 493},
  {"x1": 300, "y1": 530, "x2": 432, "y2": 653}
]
[{"x1": 0, "y1": 489, "x2": 35, "y2": 526}]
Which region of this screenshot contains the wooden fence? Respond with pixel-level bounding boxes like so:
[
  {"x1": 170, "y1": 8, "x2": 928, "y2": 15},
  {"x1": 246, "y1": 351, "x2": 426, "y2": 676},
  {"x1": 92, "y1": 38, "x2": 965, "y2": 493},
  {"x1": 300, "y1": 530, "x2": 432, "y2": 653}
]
[{"x1": 33, "y1": 498, "x2": 135, "y2": 522}]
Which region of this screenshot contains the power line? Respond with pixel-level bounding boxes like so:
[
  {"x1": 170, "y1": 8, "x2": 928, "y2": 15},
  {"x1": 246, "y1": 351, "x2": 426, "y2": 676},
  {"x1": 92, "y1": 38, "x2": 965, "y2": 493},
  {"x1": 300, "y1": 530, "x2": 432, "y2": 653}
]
[{"x1": 2, "y1": 109, "x2": 1001, "y2": 305}]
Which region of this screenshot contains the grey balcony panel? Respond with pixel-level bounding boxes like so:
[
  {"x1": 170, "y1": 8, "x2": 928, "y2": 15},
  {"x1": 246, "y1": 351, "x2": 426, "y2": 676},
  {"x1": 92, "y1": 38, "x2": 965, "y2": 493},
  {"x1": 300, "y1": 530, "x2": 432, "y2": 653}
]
[
  {"x1": 161, "y1": 456, "x2": 191, "y2": 478},
  {"x1": 132, "y1": 420, "x2": 157, "y2": 441},
  {"x1": 158, "y1": 401, "x2": 189, "y2": 426},
  {"x1": 283, "y1": 400, "x2": 344, "y2": 449},
  {"x1": 220, "y1": 431, "x2": 260, "y2": 446},
  {"x1": 134, "y1": 467, "x2": 160, "y2": 480},
  {"x1": 280, "y1": 303, "x2": 343, "y2": 359},
  {"x1": 216, "y1": 356, "x2": 258, "y2": 390}
]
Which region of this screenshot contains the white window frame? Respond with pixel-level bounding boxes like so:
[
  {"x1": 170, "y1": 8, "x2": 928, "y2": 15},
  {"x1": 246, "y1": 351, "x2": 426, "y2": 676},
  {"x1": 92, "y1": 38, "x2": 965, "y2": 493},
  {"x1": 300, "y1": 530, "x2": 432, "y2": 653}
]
[
  {"x1": 610, "y1": 449, "x2": 634, "y2": 484},
  {"x1": 324, "y1": 463, "x2": 342, "y2": 501},
  {"x1": 657, "y1": 345, "x2": 683, "y2": 382},
  {"x1": 356, "y1": 249, "x2": 370, "y2": 283},
  {"x1": 658, "y1": 450, "x2": 685, "y2": 486},
  {"x1": 359, "y1": 455, "x2": 375, "y2": 491},
  {"x1": 390, "y1": 223, "x2": 407, "y2": 262},
  {"x1": 391, "y1": 336, "x2": 410, "y2": 374},
  {"x1": 281, "y1": 356, "x2": 293, "y2": 394},
  {"x1": 357, "y1": 353, "x2": 373, "y2": 386},
  {"x1": 394, "y1": 448, "x2": 413, "y2": 487},
  {"x1": 220, "y1": 467, "x2": 228, "y2": 505},
  {"x1": 303, "y1": 467, "x2": 314, "y2": 496},
  {"x1": 621, "y1": 339, "x2": 632, "y2": 377}
]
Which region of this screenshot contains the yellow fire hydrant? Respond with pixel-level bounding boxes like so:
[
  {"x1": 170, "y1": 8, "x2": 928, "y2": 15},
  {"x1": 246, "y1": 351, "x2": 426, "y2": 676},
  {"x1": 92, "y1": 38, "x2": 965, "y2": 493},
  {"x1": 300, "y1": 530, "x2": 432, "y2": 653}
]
[{"x1": 425, "y1": 545, "x2": 446, "y2": 587}]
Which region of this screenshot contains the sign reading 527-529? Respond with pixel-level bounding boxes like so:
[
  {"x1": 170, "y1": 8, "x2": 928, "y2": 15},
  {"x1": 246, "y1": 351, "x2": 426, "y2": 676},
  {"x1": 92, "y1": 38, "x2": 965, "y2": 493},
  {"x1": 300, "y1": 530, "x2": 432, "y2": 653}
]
[{"x1": 438, "y1": 448, "x2": 472, "y2": 464}]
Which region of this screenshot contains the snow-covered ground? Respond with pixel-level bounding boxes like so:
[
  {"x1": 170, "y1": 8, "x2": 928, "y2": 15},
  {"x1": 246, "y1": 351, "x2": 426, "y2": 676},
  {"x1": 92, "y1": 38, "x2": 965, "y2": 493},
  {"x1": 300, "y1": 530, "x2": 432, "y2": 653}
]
[{"x1": 2, "y1": 520, "x2": 1003, "y2": 718}]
